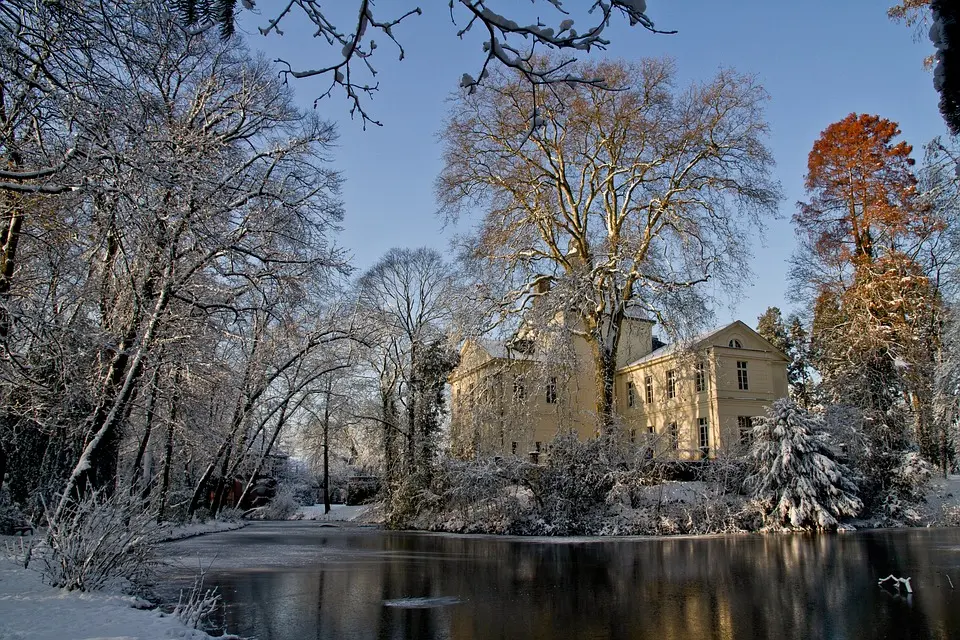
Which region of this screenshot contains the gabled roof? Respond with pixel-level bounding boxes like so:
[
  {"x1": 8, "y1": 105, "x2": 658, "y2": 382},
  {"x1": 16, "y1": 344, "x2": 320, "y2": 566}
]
[
  {"x1": 473, "y1": 338, "x2": 539, "y2": 361},
  {"x1": 618, "y1": 320, "x2": 790, "y2": 371}
]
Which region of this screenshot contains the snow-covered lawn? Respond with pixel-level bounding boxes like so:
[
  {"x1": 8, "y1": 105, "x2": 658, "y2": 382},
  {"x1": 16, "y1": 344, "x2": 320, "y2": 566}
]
[
  {"x1": 292, "y1": 503, "x2": 376, "y2": 523},
  {"x1": 0, "y1": 555, "x2": 218, "y2": 640}
]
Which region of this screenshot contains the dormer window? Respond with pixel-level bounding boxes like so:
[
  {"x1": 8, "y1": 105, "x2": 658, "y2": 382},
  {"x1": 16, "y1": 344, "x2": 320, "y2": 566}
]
[
  {"x1": 510, "y1": 338, "x2": 535, "y2": 354},
  {"x1": 728, "y1": 339, "x2": 743, "y2": 349}
]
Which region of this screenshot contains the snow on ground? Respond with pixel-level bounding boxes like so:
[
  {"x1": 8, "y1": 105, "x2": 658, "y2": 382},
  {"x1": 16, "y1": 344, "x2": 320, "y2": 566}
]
[
  {"x1": 291, "y1": 503, "x2": 375, "y2": 523},
  {"x1": 923, "y1": 473, "x2": 960, "y2": 523},
  {"x1": 157, "y1": 520, "x2": 247, "y2": 543},
  {"x1": 0, "y1": 556, "x2": 217, "y2": 640}
]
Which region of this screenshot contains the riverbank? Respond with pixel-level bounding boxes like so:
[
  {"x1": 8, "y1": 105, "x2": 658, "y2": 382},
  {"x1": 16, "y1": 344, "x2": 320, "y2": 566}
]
[
  {"x1": 387, "y1": 473, "x2": 960, "y2": 537},
  {"x1": 0, "y1": 554, "x2": 224, "y2": 640},
  {"x1": 0, "y1": 519, "x2": 250, "y2": 640}
]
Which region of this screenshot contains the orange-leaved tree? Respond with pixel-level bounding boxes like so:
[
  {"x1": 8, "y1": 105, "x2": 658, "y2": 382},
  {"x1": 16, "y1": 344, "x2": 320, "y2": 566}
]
[
  {"x1": 796, "y1": 113, "x2": 931, "y2": 270},
  {"x1": 796, "y1": 113, "x2": 947, "y2": 469}
]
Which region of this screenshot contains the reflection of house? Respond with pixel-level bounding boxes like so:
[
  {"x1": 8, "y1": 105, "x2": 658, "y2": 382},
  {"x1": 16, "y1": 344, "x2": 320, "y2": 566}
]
[{"x1": 448, "y1": 320, "x2": 789, "y2": 460}]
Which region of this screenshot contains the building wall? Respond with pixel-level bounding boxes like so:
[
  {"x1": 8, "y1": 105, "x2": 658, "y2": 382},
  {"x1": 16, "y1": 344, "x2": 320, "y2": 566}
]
[
  {"x1": 616, "y1": 351, "x2": 718, "y2": 460},
  {"x1": 448, "y1": 321, "x2": 788, "y2": 460}
]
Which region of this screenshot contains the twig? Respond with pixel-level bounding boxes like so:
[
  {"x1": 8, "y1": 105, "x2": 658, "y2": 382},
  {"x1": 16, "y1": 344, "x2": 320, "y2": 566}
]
[{"x1": 878, "y1": 574, "x2": 913, "y2": 594}]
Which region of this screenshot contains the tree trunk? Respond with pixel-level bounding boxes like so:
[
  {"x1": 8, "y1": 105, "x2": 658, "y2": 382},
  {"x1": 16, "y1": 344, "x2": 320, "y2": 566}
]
[
  {"x1": 56, "y1": 276, "x2": 172, "y2": 519},
  {"x1": 593, "y1": 344, "x2": 619, "y2": 433},
  {"x1": 155, "y1": 369, "x2": 180, "y2": 522},
  {"x1": 131, "y1": 360, "x2": 162, "y2": 493},
  {"x1": 235, "y1": 399, "x2": 290, "y2": 509},
  {"x1": 382, "y1": 391, "x2": 398, "y2": 494},
  {"x1": 0, "y1": 444, "x2": 6, "y2": 495},
  {"x1": 592, "y1": 309, "x2": 624, "y2": 434},
  {"x1": 406, "y1": 341, "x2": 417, "y2": 475},
  {"x1": 323, "y1": 377, "x2": 332, "y2": 514}
]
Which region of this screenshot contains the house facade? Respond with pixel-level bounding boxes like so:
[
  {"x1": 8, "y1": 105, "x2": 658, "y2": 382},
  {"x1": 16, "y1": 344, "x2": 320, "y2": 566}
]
[{"x1": 448, "y1": 320, "x2": 789, "y2": 460}]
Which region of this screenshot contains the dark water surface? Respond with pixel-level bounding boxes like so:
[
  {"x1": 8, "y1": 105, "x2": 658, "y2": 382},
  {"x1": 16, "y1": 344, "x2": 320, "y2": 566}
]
[{"x1": 159, "y1": 522, "x2": 960, "y2": 640}]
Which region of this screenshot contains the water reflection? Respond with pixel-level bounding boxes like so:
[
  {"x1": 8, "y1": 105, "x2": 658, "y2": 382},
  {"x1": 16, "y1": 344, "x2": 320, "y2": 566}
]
[{"x1": 161, "y1": 525, "x2": 960, "y2": 640}]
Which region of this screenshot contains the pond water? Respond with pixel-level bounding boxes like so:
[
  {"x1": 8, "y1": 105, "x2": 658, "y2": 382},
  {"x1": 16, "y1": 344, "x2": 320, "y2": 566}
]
[{"x1": 159, "y1": 522, "x2": 960, "y2": 640}]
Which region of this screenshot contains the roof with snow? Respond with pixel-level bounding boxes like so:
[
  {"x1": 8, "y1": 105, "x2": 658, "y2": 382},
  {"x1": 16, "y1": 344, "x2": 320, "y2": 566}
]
[{"x1": 618, "y1": 320, "x2": 789, "y2": 370}]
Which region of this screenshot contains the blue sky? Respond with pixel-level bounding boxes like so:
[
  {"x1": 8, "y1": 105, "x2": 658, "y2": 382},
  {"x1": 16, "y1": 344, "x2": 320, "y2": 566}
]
[{"x1": 238, "y1": 1, "x2": 946, "y2": 331}]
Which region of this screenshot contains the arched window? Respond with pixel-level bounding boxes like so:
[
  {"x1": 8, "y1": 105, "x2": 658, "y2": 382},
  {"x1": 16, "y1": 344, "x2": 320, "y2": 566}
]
[{"x1": 728, "y1": 338, "x2": 743, "y2": 349}]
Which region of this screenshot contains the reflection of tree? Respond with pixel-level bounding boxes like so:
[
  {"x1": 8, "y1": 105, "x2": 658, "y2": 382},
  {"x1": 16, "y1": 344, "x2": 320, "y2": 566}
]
[{"x1": 200, "y1": 529, "x2": 957, "y2": 640}]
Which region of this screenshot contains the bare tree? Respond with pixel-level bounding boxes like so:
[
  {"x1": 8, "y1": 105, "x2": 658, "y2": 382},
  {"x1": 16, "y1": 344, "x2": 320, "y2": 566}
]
[
  {"x1": 0, "y1": 1, "x2": 352, "y2": 518},
  {"x1": 172, "y1": 0, "x2": 673, "y2": 126},
  {"x1": 437, "y1": 57, "x2": 781, "y2": 429},
  {"x1": 356, "y1": 247, "x2": 460, "y2": 494}
]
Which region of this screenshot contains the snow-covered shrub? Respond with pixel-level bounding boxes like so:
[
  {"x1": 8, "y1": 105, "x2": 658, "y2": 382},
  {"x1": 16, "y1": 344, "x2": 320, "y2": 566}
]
[
  {"x1": 41, "y1": 491, "x2": 163, "y2": 591},
  {"x1": 174, "y1": 570, "x2": 222, "y2": 632},
  {"x1": 246, "y1": 484, "x2": 299, "y2": 520},
  {"x1": 940, "y1": 504, "x2": 960, "y2": 526},
  {"x1": 746, "y1": 398, "x2": 863, "y2": 530},
  {"x1": 216, "y1": 507, "x2": 243, "y2": 523},
  {"x1": 821, "y1": 403, "x2": 934, "y2": 523},
  {"x1": 531, "y1": 432, "x2": 625, "y2": 534},
  {"x1": 877, "y1": 450, "x2": 935, "y2": 523},
  {"x1": 0, "y1": 488, "x2": 30, "y2": 535}
]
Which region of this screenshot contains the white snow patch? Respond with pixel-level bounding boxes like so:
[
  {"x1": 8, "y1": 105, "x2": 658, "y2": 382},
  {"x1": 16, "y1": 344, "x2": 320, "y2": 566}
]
[
  {"x1": 0, "y1": 556, "x2": 219, "y2": 640},
  {"x1": 291, "y1": 504, "x2": 373, "y2": 522}
]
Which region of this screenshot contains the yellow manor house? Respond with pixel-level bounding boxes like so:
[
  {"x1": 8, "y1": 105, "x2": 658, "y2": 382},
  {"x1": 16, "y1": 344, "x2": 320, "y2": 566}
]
[{"x1": 448, "y1": 317, "x2": 789, "y2": 461}]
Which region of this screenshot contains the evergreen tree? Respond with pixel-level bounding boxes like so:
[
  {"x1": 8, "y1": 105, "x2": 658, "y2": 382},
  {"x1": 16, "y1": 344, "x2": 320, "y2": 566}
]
[
  {"x1": 746, "y1": 399, "x2": 862, "y2": 530},
  {"x1": 787, "y1": 315, "x2": 814, "y2": 409},
  {"x1": 756, "y1": 307, "x2": 791, "y2": 355},
  {"x1": 757, "y1": 307, "x2": 814, "y2": 408}
]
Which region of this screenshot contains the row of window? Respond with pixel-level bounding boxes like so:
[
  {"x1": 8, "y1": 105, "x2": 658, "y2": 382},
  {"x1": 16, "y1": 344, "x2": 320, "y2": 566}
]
[
  {"x1": 466, "y1": 359, "x2": 752, "y2": 410},
  {"x1": 627, "y1": 419, "x2": 712, "y2": 457},
  {"x1": 625, "y1": 361, "x2": 750, "y2": 409},
  {"x1": 507, "y1": 416, "x2": 755, "y2": 459}
]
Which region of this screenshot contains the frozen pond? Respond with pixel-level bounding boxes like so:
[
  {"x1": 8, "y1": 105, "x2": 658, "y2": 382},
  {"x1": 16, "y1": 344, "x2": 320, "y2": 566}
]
[{"x1": 158, "y1": 522, "x2": 960, "y2": 639}]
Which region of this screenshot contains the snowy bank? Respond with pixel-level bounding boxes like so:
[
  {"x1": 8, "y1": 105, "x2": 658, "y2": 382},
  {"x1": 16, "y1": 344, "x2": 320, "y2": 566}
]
[
  {"x1": 0, "y1": 556, "x2": 220, "y2": 640},
  {"x1": 158, "y1": 520, "x2": 247, "y2": 543},
  {"x1": 291, "y1": 503, "x2": 378, "y2": 523}
]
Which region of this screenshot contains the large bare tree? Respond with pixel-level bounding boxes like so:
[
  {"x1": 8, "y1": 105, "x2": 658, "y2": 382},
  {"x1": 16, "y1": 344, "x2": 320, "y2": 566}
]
[
  {"x1": 437, "y1": 58, "x2": 781, "y2": 429},
  {"x1": 170, "y1": 0, "x2": 673, "y2": 126}
]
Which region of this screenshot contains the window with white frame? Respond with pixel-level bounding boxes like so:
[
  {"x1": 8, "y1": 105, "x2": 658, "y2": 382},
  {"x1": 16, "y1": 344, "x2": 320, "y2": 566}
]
[
  {"x1": 667, "y1": 369, "x2": 676, "y2": 399},
  {"x1": 695, "y1": 362, "x2": 705, "y2": 393},
  {"x1": 645, "y1": 375, "x2": 653, "y2": 404},
  {"x1": 698, "y1": 418, "x2": 709, "y2": 458},
  {"x1": 627, "y1": 381, "x2": 636, "y2": 408},
  {"x1": 546, "y1": 377, "x2": 558, "y2": 404},
  {"x1": 513, "y1": 376, "x2": 525, "y2": 400},
  {"x1": 736, "y1": 361, "x2": 749, "y2": 390}
]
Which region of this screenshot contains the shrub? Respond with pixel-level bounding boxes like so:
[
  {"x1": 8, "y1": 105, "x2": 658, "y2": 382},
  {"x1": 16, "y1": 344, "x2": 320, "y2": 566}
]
[
  {"x1": 0, "y1": 488, "x2": 30, "y2": 535},
  {"x1": 174, "y1": 570, "x2": 222, "y2": 632},
  {"x1": 41, "y1": 491, "x2": 163, "y2": 591},
  {"x1": 246, "y1": 484, "x2": 300, "y2": 520}
]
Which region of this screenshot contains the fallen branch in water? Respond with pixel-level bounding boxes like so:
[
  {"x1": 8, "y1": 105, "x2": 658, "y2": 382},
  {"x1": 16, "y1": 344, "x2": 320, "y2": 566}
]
[{"x1": 878, "y1": 574, "x2": 913, "y2": 594}]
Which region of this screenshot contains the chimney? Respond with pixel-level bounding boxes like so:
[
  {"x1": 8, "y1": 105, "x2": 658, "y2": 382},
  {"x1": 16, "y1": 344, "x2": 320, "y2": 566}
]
[{"x1": 533, "y1": 277, "x2": 551, "y2": 295}]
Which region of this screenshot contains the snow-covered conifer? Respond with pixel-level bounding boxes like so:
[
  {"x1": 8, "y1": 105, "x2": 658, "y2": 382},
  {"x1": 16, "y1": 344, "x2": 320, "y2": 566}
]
[{"x1": 746, "y1": 398, "x2": 863, "y2": 530}]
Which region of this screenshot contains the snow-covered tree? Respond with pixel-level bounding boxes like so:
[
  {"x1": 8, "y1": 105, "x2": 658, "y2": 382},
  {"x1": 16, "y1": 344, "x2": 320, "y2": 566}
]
[
  {"x1": 170, "y1": 1, "x2": 673, "y2": 126},
  {"x1": 438, "y1": 57, "x2": 780, "y2": 429},
  {"x1": 355, "y1": 247, "x2": 460, "y2": 502},
  {"x1": 746, "y1": 398, "x2": 862, "y2": 531}
]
